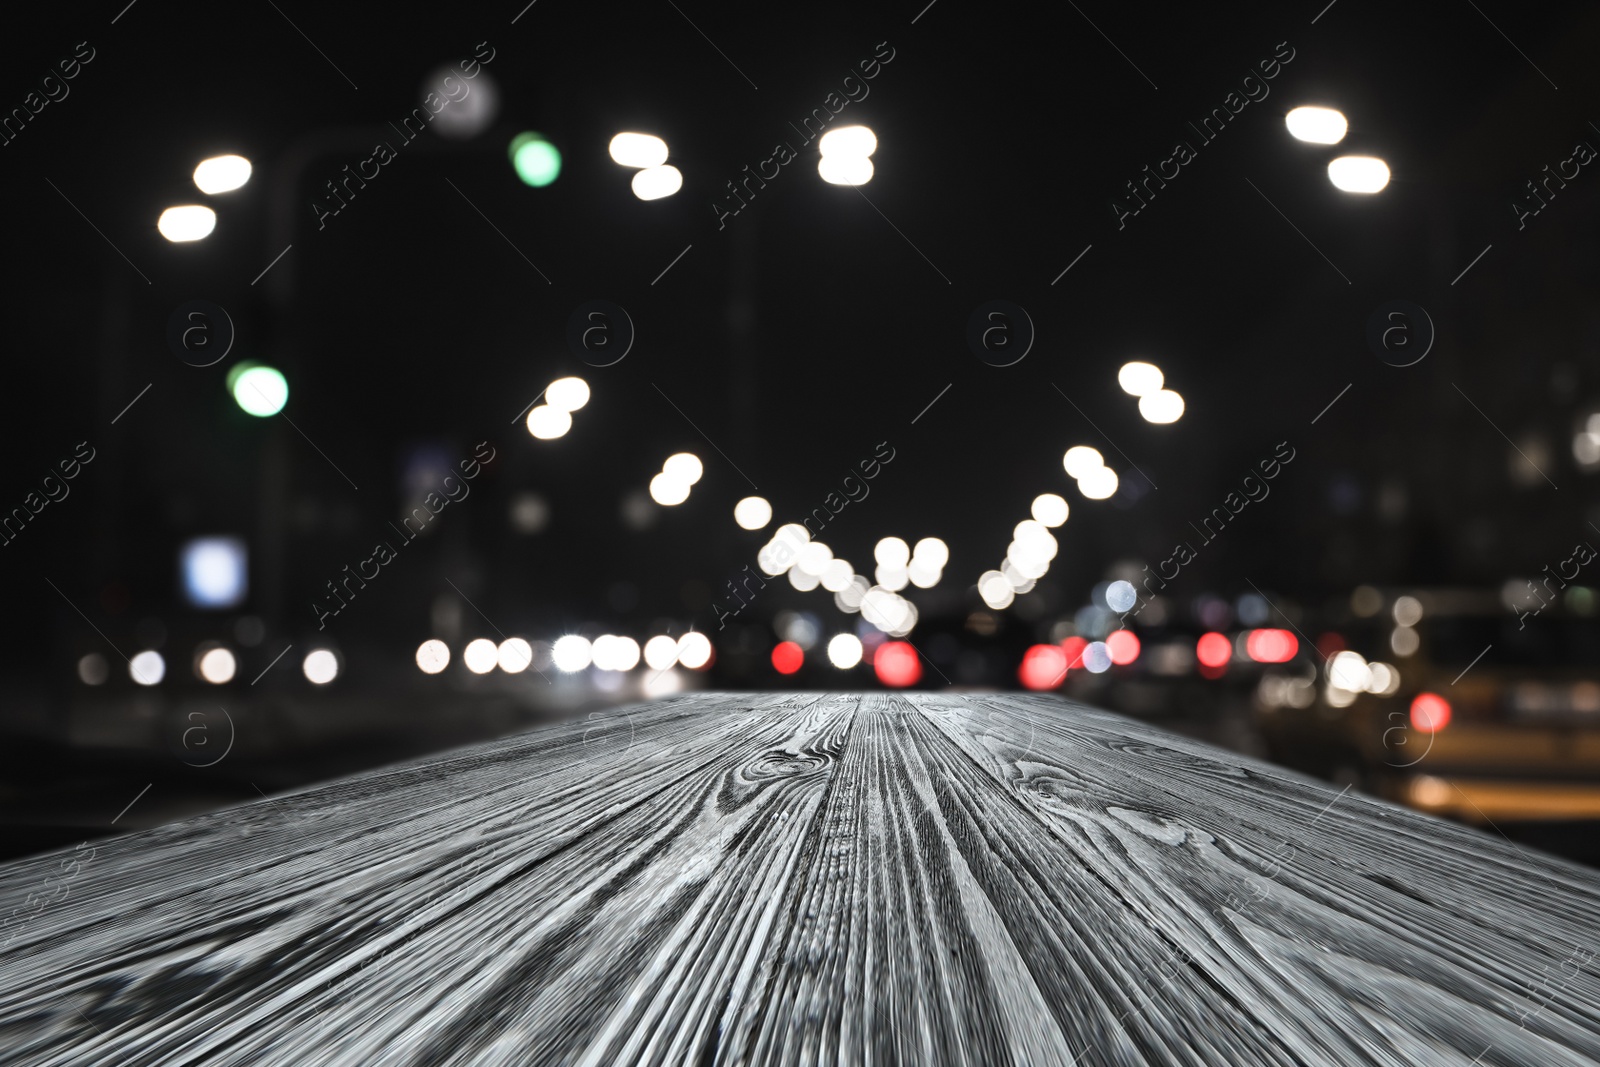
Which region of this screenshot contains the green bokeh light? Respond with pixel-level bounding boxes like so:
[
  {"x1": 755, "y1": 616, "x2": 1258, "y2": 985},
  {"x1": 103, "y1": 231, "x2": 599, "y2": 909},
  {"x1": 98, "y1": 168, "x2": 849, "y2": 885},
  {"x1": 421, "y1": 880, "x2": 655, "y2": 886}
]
[
  {"x1": 230, "y1": 364, "x2": 288, "y2": 417},
  {"x1": 510, "y1": 132, "x2": 562, "y2": 187}
]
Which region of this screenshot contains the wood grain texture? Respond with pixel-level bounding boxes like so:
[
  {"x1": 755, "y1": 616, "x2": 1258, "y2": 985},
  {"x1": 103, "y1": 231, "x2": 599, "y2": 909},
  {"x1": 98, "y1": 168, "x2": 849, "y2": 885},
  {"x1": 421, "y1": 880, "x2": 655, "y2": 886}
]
[{"x1": 1, "y1": 692, "x2": 1598, "y2": 1066}]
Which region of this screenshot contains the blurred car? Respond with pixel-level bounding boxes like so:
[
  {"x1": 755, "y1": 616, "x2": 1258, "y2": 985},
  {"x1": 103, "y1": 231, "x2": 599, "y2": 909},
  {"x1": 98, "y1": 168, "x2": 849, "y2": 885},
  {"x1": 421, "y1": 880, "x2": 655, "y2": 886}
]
[{"x1": 1255, "y1": 588, "x2": 1600, "y2": 822}]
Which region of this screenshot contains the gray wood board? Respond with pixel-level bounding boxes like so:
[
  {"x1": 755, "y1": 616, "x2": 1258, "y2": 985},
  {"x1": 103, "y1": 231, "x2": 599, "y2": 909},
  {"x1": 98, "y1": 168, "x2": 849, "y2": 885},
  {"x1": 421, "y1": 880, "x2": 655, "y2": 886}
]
[{"x1": 1, "y1": 692, "x2": 1596, "y2": 1065}]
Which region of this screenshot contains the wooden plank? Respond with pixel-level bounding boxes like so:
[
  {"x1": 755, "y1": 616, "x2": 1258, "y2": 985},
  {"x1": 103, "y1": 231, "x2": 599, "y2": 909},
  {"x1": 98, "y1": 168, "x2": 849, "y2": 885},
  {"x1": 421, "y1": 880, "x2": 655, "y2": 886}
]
[{"x1": 0, "y1": 693, "x2": 1596, "y2": 1065}]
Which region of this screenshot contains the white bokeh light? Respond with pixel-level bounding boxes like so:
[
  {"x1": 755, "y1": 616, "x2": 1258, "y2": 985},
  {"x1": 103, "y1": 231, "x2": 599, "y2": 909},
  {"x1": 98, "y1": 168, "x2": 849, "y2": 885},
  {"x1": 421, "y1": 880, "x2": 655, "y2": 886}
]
[
  {"x1": 415, "y1": 639, "x2": 450, "y2": 674},
  {"x1": 609, "y1": 132, "x2": 669, "y2": 168},
  {"x1": 158, "y1": 205, "x2": 217, "y2": 242},
  {"x1": 1078, "y1": 466, "x2": 1119, "y2": 500},
  {"x1": 463, "y1": 638, "x2": 498, "y2": 675},
  {"x1": 875, "y1": 564, "x2": 909, "y2": 591},
  {"x1": 197, "y1": 647, "x2": 236, "y2": 684},
  {"x1": 676, "y1": 632, "x2": 712, "y2": 669},
  {"x1": 734, "y1": 496, "x2": 772, "y2": 530},
  {"x1": 978, "y1": 571, "x2": 1015, "y2": 610},
  {"x1": 818, "y1": 125, "x2": 877, "y2": 158},
  {"x1": 818, "y1": 155, "x2": 873, "y2": 186},
  {"x1": 821, "y1": 559, "x2": 854, "y2": 592},
  {"x1": 1138, "y1": 389, "x2": 1185, "y2": 424},
  {"x1": 302, "y1": 649, "x2": 339, "y2": 684},
  {"x1": 649, "y1": 472, "x2": 691, "y2": 506},
  {"x1": 1106, "y1": 580, "x2": 1137, "y2": 612},
  {"x1": 644, "y1": 634, "x2": 680, "y2": 671},
  {"x1": 632, "y1": 164, "x2": 683, "y2": 201},
  {"x1": 1062, "y1": 446, "x2": 1105, "y2": 479},
  {"x1": 552, "y1": 635, "x2": 593, "y2": 672},
  {"x1": 545, "y1": 377, "x2": 590, "y2": 412},
  {"x1": 1328, "y1": 155, "x2": 1390, "y2": 193},
  {"x1": 797, "y1": 542, "x2": 834, "y2": 576},
  {"x1": 912, "y1": 537, "x2": 949, "y2": 569},
  {"x1": 497, "y1": 637, "x2": 533, "y2": 673},
  {"x1": 827, "y1": 633, "x2": 864, "y2": 669},
  {"x1": 907, "y1": 558, "x2": 943, "y2": 589},
  {"x1": 526, "y1": 405, "x2": 572, "y2": 439},
  {"x1": 130, "y1": 650, "x2": 165, "y2": 685},
  {"x1": 875, "y1": 537, "x2": 911, "y2": 569},
  {"x1": 1285, "y1": 106, "x2": 1348, "y2": 145},
  {"x1": 193, "y1": 155, "x2": 252, "y2": 194},
  {"x1": 1031, "y1": 493, "x2": 1069, "y2": 527},
  {"x1": 1117, "y1": 361, "x2": 1164, "y2": 397},
  {"x1": 662, "y1": 453, "x2": 703, "y2": 485}
]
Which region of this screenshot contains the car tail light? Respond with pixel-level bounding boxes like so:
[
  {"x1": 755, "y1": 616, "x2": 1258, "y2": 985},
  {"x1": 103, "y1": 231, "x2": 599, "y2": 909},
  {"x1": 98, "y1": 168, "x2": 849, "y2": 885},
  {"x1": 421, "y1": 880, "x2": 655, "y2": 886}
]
[{"x1": 1410, "y1": 692, "x2": 1451, "y2": 732}]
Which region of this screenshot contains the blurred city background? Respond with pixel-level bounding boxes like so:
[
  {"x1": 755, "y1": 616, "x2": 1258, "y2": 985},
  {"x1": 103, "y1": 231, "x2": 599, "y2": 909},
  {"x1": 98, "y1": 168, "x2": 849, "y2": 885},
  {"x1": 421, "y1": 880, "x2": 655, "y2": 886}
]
[{"x1": 3, "y1": 1, "x2": 1599, "y2": 865}]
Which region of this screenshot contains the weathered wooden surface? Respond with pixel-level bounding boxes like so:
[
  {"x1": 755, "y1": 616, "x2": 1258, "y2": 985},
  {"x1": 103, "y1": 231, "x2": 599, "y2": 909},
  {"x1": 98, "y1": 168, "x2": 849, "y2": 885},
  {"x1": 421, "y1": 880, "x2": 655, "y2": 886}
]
[{"x1": 2, "y1": 692, "x2": 1598, "y2": 1065}]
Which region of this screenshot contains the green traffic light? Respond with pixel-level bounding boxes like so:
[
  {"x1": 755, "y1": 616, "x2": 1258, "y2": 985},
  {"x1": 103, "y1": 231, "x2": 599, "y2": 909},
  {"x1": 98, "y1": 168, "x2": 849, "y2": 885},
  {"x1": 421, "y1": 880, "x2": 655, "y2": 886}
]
[
  {"x1": 510, "y1": 132, "x2": 562, "y2": 187},
  {"x1": 228, "y1": 363, "x2": 288, "y2": 417}
]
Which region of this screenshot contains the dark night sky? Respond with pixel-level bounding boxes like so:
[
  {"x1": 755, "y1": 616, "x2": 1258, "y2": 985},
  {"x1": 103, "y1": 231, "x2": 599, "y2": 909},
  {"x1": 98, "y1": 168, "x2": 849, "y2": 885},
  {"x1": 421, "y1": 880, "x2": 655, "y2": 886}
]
[{"x1": 3, "y1": 0, "x2": 1600, "y2": 675}]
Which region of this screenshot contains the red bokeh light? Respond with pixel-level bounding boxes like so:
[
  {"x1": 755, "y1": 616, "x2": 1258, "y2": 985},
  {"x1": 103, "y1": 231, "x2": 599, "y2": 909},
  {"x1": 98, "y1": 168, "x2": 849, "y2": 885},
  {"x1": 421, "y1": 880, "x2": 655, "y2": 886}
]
[
  {"x1": 1060, "y1": 636, "x2": 1088, "y2": 669},
  {"x1": 1316, "y1": 631, "x2": 1346, "y2": 658},
  {"x1": 771, "y1": 641, "x2": 804, "y2": 675},
  {"x1": 1105, "y1": 630, "x2": 1141, "y2": 666},
  {"x1": 1245, "y1": 628, "x2": 1298, "y2": 663},
  {"x1": 1196, "y1": 631, "x2": 1232, "y2": 669},
  {"x1": 1019, "y1": 644, "x2": 1069, "y2": 690},
  {"x1": 1410, "y1": 692, "x2": 1451, "y2": 732},
  {"x1": 874, "y1": 641, "x2": 922, "y2": 687}
]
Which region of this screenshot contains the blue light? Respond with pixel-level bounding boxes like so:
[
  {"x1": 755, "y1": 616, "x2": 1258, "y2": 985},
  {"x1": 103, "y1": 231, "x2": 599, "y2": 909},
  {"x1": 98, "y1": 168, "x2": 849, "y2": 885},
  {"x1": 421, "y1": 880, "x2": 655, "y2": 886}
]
[{"x1": 182, "y1": 537, "x2": 248, "y2": 609}]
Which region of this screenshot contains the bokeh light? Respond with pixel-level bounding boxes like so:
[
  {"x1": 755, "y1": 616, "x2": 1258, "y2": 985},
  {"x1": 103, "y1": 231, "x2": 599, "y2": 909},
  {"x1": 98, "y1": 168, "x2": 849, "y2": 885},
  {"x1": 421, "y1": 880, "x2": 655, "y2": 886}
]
[
  {"x1": 416, "y1": 639, "x2": 450, "y2": 674},
  {"x1": 772, "y1": 640, "x2": 804, "y2": 675},
  {"x1": 1410, "y1": 692, "x2": 1451, "y2": 733},
  {"x1": 818, "y1": 155, "x2": 874, "y2": 185},
  {"x1": 912, "y1": 538, "x2": 949, "y2": 569},
  {"x1": 302, "y1": 648, "x2": 339, "y2": 684},
  {"x1": 631, "y1": 165, "x2": 683, "y2": 200},
  {"x1": 1105, "y1": 630, "x2": 1140, "y2": 665},
  {"x1": 509, "y1": 132, "x2": 562, "y2": 186},
  {"x1": 1062, "y1": 446, "x2": 1104, "y2": 479},
  {"x1": 1019, "y1": 644, "x2": 1068, "y2": 690},
  {"x1": 78, "y1": 653, "x2": 109, "y2": 686},
  {"x1": 158, "y1": 205, "x2": 216, "y2": 242},
  {"x1": 818, "y1": 125, "x2": 878, "y2": 157},
  {"x1": 1138, "y1": 389, "x2": 1185, "y2": 424},
  {"x1": 462, "y1": 639, "x2": 498, "y2": 674},
  {"x1": 609, "y1": 132, "x2": 669, "y2": 168},
  {"x1": 526, "y1": 405, "x2": 572, "y2": 440},
  {"x1": 1245, "y1": 628, "x2": 1298, "y2": 663},
  {"x1": 1117, "y1": 361, "x2": 1164, "y2": 397},
  {"x1": 197, "y1": 646, "x2": 236, "y2": 684},
  {"x1": 1328, "y1": 155, "x2": 1390, "y2": 193},
  {"x1": 497, "y1": 637, "x2": 533, "y2": 673},
  {"x1": 1077, "y1": 466, "x2": 1119, "y2": 500},
  {"x1": 676, "y1": 632, "x2": 713, "y2": 670},
  {"x1": 1106, "y1": 580, "x2": 1137, "y2": 612},
  {"x1": 874, "y1": 641, "x2": 921, "y2": 687},
  {"x1": 875, "y1": 536, "x2": 911, "y2": 569},
  {"x1": 231, "y1": 366, "x2": 288, "y2": 417},
  {"x1": 1285, "y1": 106, "x2": 1348, "y2": 144},
  {"x1": 545, "y1": 377, "x2": 590, "y2": 412},
  {"x1": 734, "y1": 496, "x2": 772, "y2": 530},
  {"x1": 1031, "y1": 493, "x2": 1069, "y2": 527},
  {"x1": 130, "y1": 650, "x2": 165, "y2": 685},
  {"x1": 827, "y1": 633, "x2": 864, "y2": 669},
  {"x1": 649, "y1": 472, "x2": 690, "y2": 506},
  {"x1": 193, "y1": 155, "x2": 252, "y2": 194},
  {"x1": 552, "y1": 635, "x2": 593, "y2": 672},
  {"x1": 663, "y1": 453, "x2": 703, "y2": 485},
  {"x1": 644, "y1": 635, "x2": 680, "y2": 671},
  {"x1": 1196, "y1": 632, "x2": 1231, "y2": 669}
]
